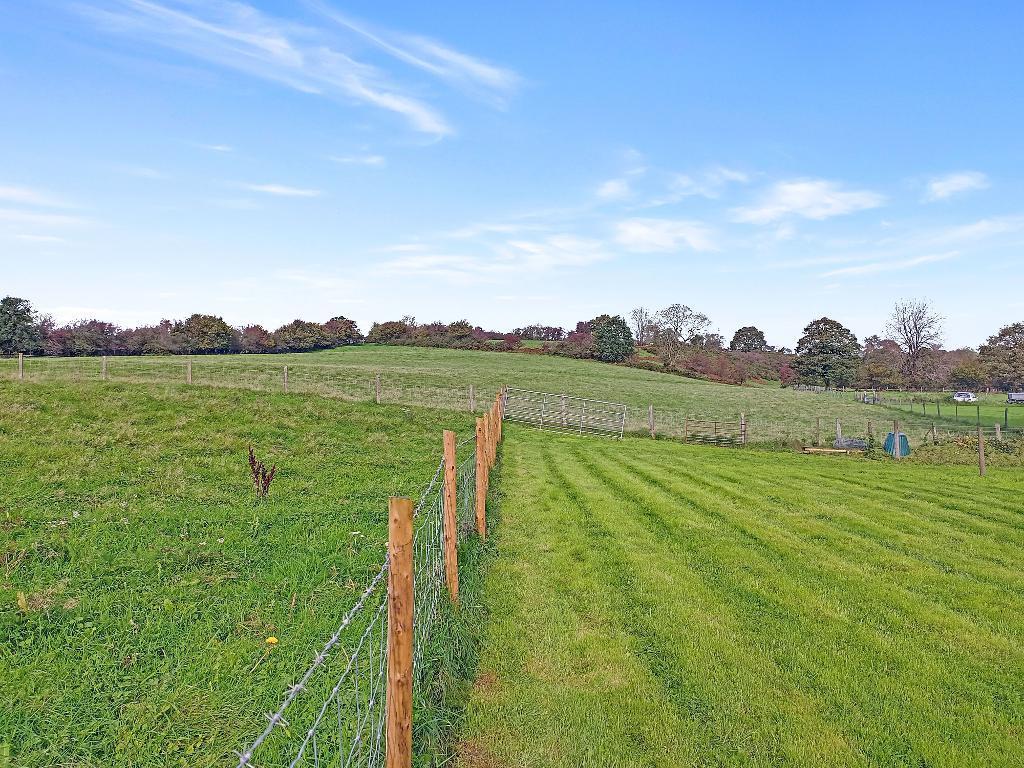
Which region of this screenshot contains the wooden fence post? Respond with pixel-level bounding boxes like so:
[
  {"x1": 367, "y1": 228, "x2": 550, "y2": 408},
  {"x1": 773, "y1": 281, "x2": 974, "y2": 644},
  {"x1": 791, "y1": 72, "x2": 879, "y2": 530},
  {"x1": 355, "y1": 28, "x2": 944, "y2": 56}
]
[
  {"x1": 101, "y1": 355, "x2": 108, "y2": 381},
  {"x1": 475, "y1": 417, "x2": 487, "y2": 538},
  {"x1": 893, "y1": 420, "x2": 901, "y2": 459},
  {"x1": 561, "y1": 394, "x2": 567, "y2": 426},
  {"x1": 976, "y1": 404, "x2": 981, "y2": 426},
  {"x1": 18, "y1": 352, "x2": 24, "y2": 380},
  {"x1": 375, "y1": 374, "x2": 382, "y2": 404},
  {"x1": 683, "y1": 416, "x2": 689, "y2": 442},
  {"x1": 1005, "y1": 408, "x2": 1010, "y2": 430},
  {"x1": 442, "y1": 430, "x2": 459, "y2": 604},
  {"x1": 740, "y1": 413, "x2": 747, "y2": 445},
  {"x1": 815, "y1": 417, "x2": 821, "y2": 447},
  {"x1": 648, "y1": 405, "x2": 655, "y2": 439},
  {"x1": 995, "y1": 423, "x2": 1002, "y2": 442},
  {"x1": 468, "y1": 384, "x2": 476, "y2": 413},
  {"x1": 186, "y1": 360, "x2": 192, "y2": 385},
  {"x1": 386, "y1": 496, "x2": 414, "y2": 768},
  {"x1": 283, "y1": 365, "x2": 289, "y2": 393},
  {"x1": 835, "y1": 418, "x2": 842, "y2": 443},
  {"x1": 867, "y1": 419, "x2": 873, "y2": 441},
  {"x1": 932, "y1": 424, "x2": 937, "y2": 444},
  {"x1": 978, "y1": 426, "x2": 986, "y2": 477}
]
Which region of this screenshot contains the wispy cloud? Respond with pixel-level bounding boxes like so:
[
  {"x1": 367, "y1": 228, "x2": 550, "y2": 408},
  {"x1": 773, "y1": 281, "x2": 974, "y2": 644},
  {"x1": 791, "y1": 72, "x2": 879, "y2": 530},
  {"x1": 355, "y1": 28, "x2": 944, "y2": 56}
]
[
  {"x1": 330, "y1": 153, "x2": 386, "y2": 167},
  {"x1": 196, "y1": 142, "x2": 233, "y2": 152},
  {"x1": 14, "y1": 234, "x2": 70, "y2": 244},
  {"x1": 378, "y1": 234, "x2": 610, "y2": 283},
  {"x1": 0, "y1": 184, "x2": 73, "y2": 208},
  {"x1": 614, "y1": 218, "x2": 717, "y2": 253},
  {"x1": 924, "y1": 171, "x2": 988, "y2": 202},
  {"x1": 596, "y1": 178, "x2": 631, "y2": 201},
  {"x1": 241, "y1": 183, "x2": 321, "y2": 197},
  {"x1": 122, "y1": 165, "x2": 168, "y2": 179},
  {"x1": 77, "y1": 0, "x2": 466, "y2": 136},
  {"x1": 822, "y1": 251, "x2": 958, "y2": 277},
  {"x1": 0, "y1": 209, "x2": 92, "y2": 227},
  {"x1": 310, "y1": 2, "x2": 521, "y2": 108},
  {"x1": 734, "y1": 179, "x2": 884, "y2": 223}
]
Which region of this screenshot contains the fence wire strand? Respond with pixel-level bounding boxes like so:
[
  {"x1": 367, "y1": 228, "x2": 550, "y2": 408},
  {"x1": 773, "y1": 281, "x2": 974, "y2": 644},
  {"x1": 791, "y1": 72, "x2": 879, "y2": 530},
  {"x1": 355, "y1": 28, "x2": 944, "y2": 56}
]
[{"x1": 235, "y1": 448, "x2": 477, "y2": 768}]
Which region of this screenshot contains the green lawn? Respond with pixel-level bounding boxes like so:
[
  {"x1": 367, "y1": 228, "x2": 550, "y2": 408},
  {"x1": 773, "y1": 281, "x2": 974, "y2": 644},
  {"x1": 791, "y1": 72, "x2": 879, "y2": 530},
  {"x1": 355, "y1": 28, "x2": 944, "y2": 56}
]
[
  {"x1": 459, "y1": 426, "x2": 1024, "y2": 767},
  {"x1": 0, "y1": 381, "x2": 474, "y2": 767},
  {"x1": 1, "y1": 347, "x2": 960, "y2": 443}
]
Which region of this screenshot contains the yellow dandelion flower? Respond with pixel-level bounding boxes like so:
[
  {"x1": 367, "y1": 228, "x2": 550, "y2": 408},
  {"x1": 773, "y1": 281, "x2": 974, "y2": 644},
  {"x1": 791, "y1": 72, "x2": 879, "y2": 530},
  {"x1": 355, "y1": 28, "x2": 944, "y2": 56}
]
[{"x1": 265, "y1": 636, "x2": 279, "y2": 645}]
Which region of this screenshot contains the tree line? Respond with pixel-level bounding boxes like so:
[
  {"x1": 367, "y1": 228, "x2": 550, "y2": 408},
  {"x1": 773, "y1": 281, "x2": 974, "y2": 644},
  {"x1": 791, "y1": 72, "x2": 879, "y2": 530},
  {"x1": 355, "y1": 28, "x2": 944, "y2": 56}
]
[
  {"x1": 0, "y1": 297, "x2": 361, "y2": 356},
  {"x1": 2, "y1": 294, "x2": 1021, "y2": 391}
]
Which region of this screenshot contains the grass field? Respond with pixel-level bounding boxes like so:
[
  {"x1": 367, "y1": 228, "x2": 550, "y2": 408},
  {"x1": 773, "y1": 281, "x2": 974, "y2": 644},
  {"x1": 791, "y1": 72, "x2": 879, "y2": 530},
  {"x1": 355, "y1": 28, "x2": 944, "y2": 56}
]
[
  {"x1": 459, "y1": 427, "x2": 1024, "y2": 767},
  {"x1": 0, "y1": 381, "x2": 474, "y2": 767},
  {"x1": 862, "y1": 390, "x2": 1024, "y2": 431},
  {"x1": 0, "y1": 347, "x2": 967, "y2": 443}
]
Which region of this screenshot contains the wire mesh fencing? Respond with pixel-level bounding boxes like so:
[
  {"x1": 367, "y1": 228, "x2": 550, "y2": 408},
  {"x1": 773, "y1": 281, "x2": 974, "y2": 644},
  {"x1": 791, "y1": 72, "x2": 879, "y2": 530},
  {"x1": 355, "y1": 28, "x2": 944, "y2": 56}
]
[
  {"x1": 233, "y1": 393, "x2": 505, "y2": 768},
  {"x1": 3, "y1": 354, "x2": 500, "y2": 415}
]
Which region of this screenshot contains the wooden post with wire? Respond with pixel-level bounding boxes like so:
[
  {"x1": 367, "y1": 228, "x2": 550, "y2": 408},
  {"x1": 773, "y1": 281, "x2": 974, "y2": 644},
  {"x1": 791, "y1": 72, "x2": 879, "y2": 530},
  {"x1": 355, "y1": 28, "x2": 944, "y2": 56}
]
[
  {"x1": 978, "y1": 426, "x2": 987, "y2": 476},
  {"x1": 101, "y1": 355, "x2": 108, "y2": 381},
  {"x1": 475, "y1": 417, "x2": 487, "y2": 538},
  {"x1": 648, "y1": 405, "x2": 655, "y2": 438},
  {"x1": 893, "y1": 419, "x2": 901, "y2": 459},
  {"x1": 995, "y1": 423, "x2": 1002, "y2": 442},
  {"x1": 375, "y1": 374, "x2": 382, "y2": 404},
  {"x1": 468, "y1": 384, "x2": 475, "y2": 413},
  {"x1": 186, "y1": 360, "x2": 192, "y2": 385},
  {"x1": 740, "y1": 413, "x2": 747, "y2": 445},
  {"x1": 442, "y1": 430, "x2": 459, "y2": 604},
  {"x1": 385, "y1": 496, "x2": 414, "y2": 768},
  {"x1": 18, "y1": 352, "x2": 24, "y2": 381},
  {"x1": 283, "y1": 365, "x2": 289, "y2": 393}
]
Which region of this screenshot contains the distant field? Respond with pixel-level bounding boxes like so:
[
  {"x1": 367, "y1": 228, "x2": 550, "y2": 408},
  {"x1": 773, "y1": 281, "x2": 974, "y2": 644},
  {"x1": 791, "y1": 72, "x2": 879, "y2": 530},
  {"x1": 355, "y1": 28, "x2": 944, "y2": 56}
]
[
  {"x1": 459, "y1": 428, "x2": 1024, "y2": 767},
  {"x1": 0, "y1": 347, "x2": 966, "y2": 443},
  {"x1": 0, "y1": 381, "x2": 474, "y2": 767},
  {"x1": 859, "y1": 390, "x2": 1024, "y2": 431}
]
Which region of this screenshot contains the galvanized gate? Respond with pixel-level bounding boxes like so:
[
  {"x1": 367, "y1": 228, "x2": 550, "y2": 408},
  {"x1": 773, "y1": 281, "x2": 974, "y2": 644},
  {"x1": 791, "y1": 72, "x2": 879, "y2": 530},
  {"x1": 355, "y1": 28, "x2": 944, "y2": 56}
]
[{"x1": 502, "y1": 388, "x2": 626, "y2": 439}]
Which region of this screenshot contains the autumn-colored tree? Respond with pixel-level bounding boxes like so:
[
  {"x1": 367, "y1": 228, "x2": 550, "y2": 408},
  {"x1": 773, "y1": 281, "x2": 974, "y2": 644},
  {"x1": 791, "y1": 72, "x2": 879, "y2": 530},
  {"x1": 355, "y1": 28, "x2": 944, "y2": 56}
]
[
  {"x1": 239, "y1": 325, "x2": 275, "y2": 353},
  {"x1": 273, "y1": 319, "x2": 328, "y2": 352},
  {"x1": 322, "y1": 316, "x2": 362, "y2": 346},
  {"x1": 176, "y1": 314, "x2": 238, "y2": 354},
  {"x1": 366, "y1": 320, "x2": 410, "y2": 344}
]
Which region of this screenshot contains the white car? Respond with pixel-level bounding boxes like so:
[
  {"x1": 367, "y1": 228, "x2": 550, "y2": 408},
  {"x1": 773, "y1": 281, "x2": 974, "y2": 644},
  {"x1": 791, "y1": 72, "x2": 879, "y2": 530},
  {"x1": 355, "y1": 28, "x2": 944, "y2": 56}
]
[{"x1": 952, "y1": 391, "x2": 978, "y2": 403}]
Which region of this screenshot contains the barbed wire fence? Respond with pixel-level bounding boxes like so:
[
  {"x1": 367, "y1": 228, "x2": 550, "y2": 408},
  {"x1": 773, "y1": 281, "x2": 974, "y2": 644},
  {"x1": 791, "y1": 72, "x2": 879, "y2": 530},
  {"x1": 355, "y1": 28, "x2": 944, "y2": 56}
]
[{"x1": 232, "y1": 391, "x2": 505, "y2": 768}]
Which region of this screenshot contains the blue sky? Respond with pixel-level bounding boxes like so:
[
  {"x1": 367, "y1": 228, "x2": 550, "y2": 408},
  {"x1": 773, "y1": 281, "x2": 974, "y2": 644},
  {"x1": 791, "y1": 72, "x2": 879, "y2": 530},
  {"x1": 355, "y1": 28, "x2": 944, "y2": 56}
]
[{"x1": 2, "y1": 1, "x2": 1023, "y2": 349}]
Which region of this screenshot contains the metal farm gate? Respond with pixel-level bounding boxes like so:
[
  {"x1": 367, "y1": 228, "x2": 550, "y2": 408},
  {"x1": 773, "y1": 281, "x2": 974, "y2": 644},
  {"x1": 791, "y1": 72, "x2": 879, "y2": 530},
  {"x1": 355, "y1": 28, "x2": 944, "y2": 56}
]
[{"x1": 502, "y1": 388, "x2": 626, "y2": 438}]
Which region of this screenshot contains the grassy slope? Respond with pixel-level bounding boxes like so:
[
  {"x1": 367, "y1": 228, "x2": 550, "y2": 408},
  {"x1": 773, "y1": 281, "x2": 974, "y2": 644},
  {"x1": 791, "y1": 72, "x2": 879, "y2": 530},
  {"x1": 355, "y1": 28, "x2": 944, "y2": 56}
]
[
  {"x1": 0, "y1": 381, "x2": 473, "y2": 768},
  {"x1": 459, "y1": 427, "x2": 1024, "y2": 767},
  {"x1": 1, "y1": 346, "x2": 958, "y2": 437}
]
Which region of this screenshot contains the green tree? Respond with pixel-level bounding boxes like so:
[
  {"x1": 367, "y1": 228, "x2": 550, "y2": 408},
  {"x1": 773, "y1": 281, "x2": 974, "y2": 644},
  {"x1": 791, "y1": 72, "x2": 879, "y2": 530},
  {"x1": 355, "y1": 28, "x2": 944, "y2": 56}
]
[
  {"x1": 176, "y1": 314, "x2": 238, "y2": 354},
  {"x1": 950, "y1": 360, "x2": 989, "y2": 391},
  {"x1": 591, "y1": 314, "x2": 634, "y2": 362},
  {"x1": 273, "y1": 319, "x2": 328, "y2": 352},
  {"x1": 793, "y1": 317, "x2": 861, "y2": 388},
  {"x1": 729, "y1": 325, "x2": 769, "y2": 352},
  {"x1": 0, "y1": 296, "x2": 42, "y2": 355},
  {"x1": 979, "y1": 322, "x2": 1024, "y2": 391}
]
